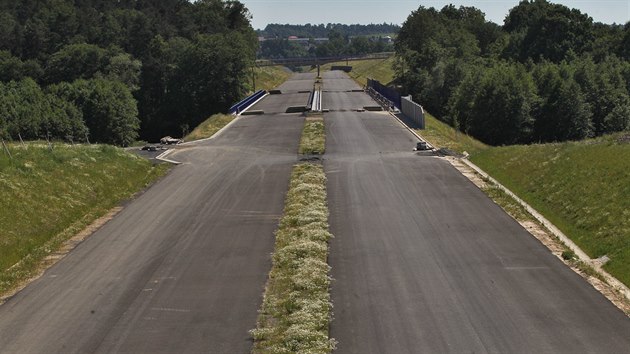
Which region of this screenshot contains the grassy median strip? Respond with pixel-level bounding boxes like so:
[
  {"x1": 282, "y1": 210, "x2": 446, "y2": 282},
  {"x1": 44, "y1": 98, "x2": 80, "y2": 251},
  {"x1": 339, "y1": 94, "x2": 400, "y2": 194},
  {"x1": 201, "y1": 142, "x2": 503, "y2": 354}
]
[
  {"x1": 251, "y1": 162, "x2": 336, "y2": 353},
  {"x1": 0, "y1": 144, "x2": 169, "y2": 296},
  {"x1": 299, "y1": 118, "x2": 326, "y2": 155}
]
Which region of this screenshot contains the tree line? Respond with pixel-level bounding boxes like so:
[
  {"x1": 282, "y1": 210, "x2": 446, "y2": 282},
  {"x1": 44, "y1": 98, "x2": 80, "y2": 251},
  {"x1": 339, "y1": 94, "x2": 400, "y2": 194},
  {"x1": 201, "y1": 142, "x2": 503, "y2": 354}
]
[
  {"x1": 0, "y1": 0, "x2": 257, "y2": 145},
  {"x1": 395, "y1": 0, "x2": 630, "y2": 145},
  {"x1": 258, "y1": 23, "x2": 397, "y2": 60},
  {"x1": 259, "y1": 29, "x2": 393, "y2": 60},
  {"x1": 257, "y1": 23, "x2": 400, "y2": 39}
]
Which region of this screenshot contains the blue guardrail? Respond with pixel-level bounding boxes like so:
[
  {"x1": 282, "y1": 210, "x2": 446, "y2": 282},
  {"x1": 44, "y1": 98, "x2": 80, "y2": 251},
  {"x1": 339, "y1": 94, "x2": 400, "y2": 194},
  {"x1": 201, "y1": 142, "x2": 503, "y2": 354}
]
[
  {"x1": 229, "y1": 90, "x2": 267, "y2": 114},
  {"x1": 367, "y1": 79, "x2": 401, "y2": 108}
]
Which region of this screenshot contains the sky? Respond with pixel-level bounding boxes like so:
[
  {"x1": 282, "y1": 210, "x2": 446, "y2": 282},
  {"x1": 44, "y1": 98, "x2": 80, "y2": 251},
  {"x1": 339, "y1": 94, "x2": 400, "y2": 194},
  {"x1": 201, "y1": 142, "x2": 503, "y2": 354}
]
[{"x1": 239, "y1": 0, "x2": 630, "y2": 30}]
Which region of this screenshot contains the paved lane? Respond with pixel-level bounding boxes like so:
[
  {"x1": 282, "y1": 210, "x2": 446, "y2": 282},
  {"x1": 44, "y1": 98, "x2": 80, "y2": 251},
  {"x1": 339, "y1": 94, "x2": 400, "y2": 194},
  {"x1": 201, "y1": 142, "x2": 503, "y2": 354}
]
[
  {"x1": 323, "y1": 71, "x2": 630, "y2": 353},
  {"x1": 0, "y1": 74, "x2": 313, "y2": 353},
  {"x1": 251, "y1": 72, "x2": 315, "y2": 114},
  {"x1": 323, "y1": 70, "x2": 374, "y2": 112}
]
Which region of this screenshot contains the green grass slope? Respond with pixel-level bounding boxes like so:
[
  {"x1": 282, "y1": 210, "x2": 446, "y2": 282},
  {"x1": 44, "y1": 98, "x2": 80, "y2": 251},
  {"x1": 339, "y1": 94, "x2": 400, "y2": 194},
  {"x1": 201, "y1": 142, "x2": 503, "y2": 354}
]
[
  {"x1": 318, "y1": 57, "x2": 396, "y2": 86},
  {"x1": 419, "y1": 112, "x2": 489, "y2": 156},
  {"x1": 471, "y1": 134, "x2": 630, "y2": 286},
  {"x1": 185, "y1": 113, "x2": 234, "y2": 142},
  {"x1": 248, "y1": 66, "x2": 292, "y2": 93},
  {"x1": 0, "y1": 144, "x2": 168, "y2": 294}
]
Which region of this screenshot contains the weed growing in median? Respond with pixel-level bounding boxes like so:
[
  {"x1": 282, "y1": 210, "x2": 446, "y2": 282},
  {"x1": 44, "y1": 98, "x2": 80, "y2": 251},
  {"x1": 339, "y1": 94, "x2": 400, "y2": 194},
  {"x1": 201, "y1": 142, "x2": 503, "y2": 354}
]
[
  {"x1": 299, "y1": 119, "x2": 325, "y2": 155},
  {"x1": 251, "y1": 163, "x2": 336, "y2": 353}
]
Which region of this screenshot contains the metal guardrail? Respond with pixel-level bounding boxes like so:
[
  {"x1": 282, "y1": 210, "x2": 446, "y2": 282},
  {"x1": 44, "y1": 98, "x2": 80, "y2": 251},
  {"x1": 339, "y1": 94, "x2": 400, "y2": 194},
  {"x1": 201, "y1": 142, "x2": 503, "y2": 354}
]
[
  {"x1": 312, "y1": 89, "x2": 322, "y2": 112},
  {"x1": 366, "y1": 81, "x2": 425, "y2": 129},
  {"x1": 367, "y1": 78, "x2": 401, "y2": 108},
  {"x1": 366, "y1": 87, "x2": 395, "y2": 111},
  {"x1": 229, "y1": 90, "x2": 267, "y2": 114},
  {"x1": 255, "y1": 52, "x2": 394, "y2": 67}
]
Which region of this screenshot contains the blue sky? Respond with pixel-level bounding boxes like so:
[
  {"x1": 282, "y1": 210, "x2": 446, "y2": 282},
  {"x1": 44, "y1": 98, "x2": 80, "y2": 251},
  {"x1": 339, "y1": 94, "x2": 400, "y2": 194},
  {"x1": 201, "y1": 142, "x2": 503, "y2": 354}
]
[{"x1": 239, "y1": 0, "x2": 630, "y2": 30}]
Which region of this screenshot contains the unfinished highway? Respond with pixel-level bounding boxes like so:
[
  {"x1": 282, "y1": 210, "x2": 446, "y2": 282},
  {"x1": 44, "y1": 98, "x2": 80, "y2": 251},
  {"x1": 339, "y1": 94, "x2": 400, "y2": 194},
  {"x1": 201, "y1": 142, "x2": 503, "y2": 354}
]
[
  {"x1": 322, "y1": 71, "x2": 630, "y2": 353},
  {"x1": 0, "y1": 71, "x2": 628, "y2": 353},
  {"x1": 0, "y1": 73, "x2": 315, "y2": 353}
]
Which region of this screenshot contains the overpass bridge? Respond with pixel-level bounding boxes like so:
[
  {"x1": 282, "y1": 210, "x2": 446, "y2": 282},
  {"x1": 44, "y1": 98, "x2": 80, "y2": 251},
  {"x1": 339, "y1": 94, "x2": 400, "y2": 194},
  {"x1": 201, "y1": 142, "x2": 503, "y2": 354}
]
[{"x1": 255, "y1": 52, "x2": 394, "y2": 67}]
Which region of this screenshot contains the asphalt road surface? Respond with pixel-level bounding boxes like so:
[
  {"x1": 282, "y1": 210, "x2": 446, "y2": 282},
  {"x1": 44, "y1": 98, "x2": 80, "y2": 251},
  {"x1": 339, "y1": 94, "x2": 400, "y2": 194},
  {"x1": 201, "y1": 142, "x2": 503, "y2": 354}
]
[
  {"x1": 250, "y1": 72, "x2": 315, "y2": 114},
  {"x1": 1, "y1": 70, "x2": 629, "y2": 354},
  {"x1": 0, "y1": 74, "x2": 313, "y2": 353},
  {"x1": 323, "y1": 70, "x2": 374, "y2": 112},
  {"x1": 323, "y1": 71, "x2": 630, "y2": 353}
]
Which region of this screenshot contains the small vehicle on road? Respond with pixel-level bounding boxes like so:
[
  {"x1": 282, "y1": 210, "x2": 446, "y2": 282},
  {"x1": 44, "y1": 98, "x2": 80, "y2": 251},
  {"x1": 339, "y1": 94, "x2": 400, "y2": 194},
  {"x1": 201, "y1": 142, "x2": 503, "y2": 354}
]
[
  {"x1": 160, "y1": 136, "x2": 183, "y2": 145},
  {"x1": 141, "y1": 144, "x2": 159, "y2": 151},
  {"x1": 414, "y1": 141, "x2": 429, "y2": 151}
]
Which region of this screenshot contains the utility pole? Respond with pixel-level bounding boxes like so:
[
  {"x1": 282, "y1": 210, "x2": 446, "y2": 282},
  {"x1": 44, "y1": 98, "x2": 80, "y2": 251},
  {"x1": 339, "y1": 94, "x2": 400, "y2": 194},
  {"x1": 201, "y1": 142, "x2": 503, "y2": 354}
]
[{"x1": 252, "y1": 65, "x2": 256, "y2": 92}]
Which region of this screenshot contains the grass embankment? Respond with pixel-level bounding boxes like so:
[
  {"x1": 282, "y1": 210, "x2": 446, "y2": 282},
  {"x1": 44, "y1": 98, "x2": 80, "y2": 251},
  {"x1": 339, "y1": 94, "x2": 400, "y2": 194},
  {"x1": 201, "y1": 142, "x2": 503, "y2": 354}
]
[
  {"x1": 0, "y1": 144, "x2": 169, "y2": 295},
  {"x1": 418, "y1": 112, "x2": 489, "y2": 156},
  {"x1": 471, "y1": 134, "x2": 630, "y2": 287},
  {"x1": 299, "y1": 118, "x2": 326, "y2": 155},
  {"x1": 249, "y1": 66, "x2": 292, "y2": 92},
  {"x1": 252, "y1": 117, "x2": 335, "y2": 352},
  {"x1": 317, "y1": 56, "x2": 395, "y2": 86},
  {"x1": 184, "y1": 113, "x2": 235, "y2": 141}
]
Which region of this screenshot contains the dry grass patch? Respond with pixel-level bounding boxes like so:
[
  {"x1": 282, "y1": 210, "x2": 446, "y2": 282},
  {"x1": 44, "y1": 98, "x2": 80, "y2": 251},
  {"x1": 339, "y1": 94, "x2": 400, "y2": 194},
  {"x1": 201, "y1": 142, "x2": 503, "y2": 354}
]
[{"x1": 299, "y1": 118, "x2": 325, "y2": 155}]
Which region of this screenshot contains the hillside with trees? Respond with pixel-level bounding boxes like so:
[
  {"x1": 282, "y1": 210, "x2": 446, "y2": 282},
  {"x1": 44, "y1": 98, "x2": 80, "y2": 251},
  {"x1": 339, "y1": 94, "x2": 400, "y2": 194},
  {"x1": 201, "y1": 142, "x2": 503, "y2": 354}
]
[
  {"x1": 0, "y1": 0, "x2": 257, "y2": 144},
  {"x1": 395, "y1": 0, "x2": 630, "y2": 145}
]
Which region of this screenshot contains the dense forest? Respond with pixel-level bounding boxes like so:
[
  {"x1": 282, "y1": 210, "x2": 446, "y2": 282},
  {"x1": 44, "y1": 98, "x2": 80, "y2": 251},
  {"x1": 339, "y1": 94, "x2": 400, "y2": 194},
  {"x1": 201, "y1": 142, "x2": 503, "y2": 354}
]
[
  {"x1": 395, "y1": 0, "x2": 630, "y2": 145},
  {"x1": 0, "y1": 0, "x2": 257, "y2": 144}
]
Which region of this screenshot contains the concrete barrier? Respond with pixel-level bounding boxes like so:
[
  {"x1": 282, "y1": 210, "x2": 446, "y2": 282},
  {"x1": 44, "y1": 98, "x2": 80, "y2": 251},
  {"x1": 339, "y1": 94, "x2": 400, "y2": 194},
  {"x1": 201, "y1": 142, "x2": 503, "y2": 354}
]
[
  {"x1": 331, "y1": 65, "x2": 352, "y2": 72},
  {"x1": 285, "y1": 106, "x2": 308, "y2": 113},
  {"x1": 241, "y1": 110, "x2": 264, "y2": 115}
]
